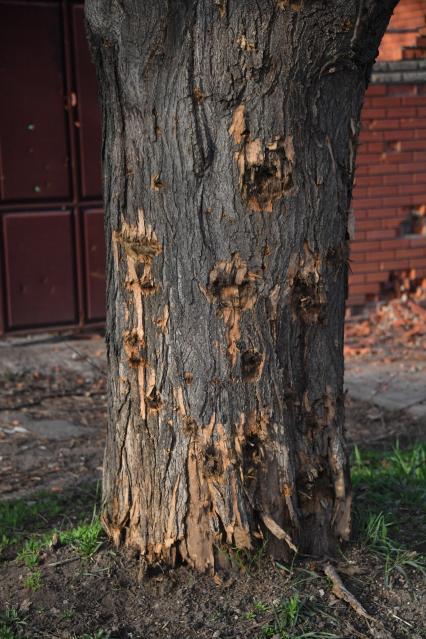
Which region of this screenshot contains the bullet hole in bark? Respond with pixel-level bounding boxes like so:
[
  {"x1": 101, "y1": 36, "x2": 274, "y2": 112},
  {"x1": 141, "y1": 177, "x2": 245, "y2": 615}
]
[
  {"x1": 120, "y1": 235, "x2": 162, "y2": 260},
  {"x1": 277, "y1": 0, "x2": 301, "y2": 10},
  {"x1": 151, "y1": 174, "x2": 165, "y2": 190},
  {"x1": 291, "y1": 272, "x2": 326, "y2": 325},
  {"x1": 205, "y1": 445, "x2": 224, "y2": 476},
  {"x1": 241, "y1": 349, "x2": 263, "y2": 382},
  {"x1": 230, "y1": 119, "x2": 296, "y2": 212},
  {"x1": 193, "y1": 86, "x2": 204, "y2": 103},
  {"x1": 123, "y1": 330, "x2": 145, "y2": 367},
  {"x1": 242, "y1": 160, "x2": 293, "y2": 213},
  {"x1": 184, "y1": 371, "x2": 193, "y2": 384},
  {"x1": 183, "y1": 417, "x2": 198, "y2": 436},
  {"x1": 146, "y1": 385, "x2": 163, "y2": 413},
  {"x1": 140, "y1": 280, "x2": 159, "y2": 296},
  {"x1": 206, "y1": 253, "x2": 258, "y2": 366}
]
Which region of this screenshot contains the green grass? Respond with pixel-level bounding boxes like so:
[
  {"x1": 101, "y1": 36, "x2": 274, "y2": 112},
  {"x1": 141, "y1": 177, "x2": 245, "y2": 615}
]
[
  {"x1": 352, "y1": 441, "x2": 426, "y2": 584},
  {"x1": 258, "y1": 592, "x2": 342, "y2": 639},
  {"x1": 1, "y1": 485, "x2": 105, "y2": 599},
  {"x1": 0, "y1": 494, "x2": 61, "y2": 554},
  {"x1": 23, "y1": 568, "x2": 42, "y2": 591},
  {"x1": 0, "y1": 608, "x2": 26, "y2": 639},
  {"x1": 59, "y1": 519, "x2": 104, "y2": 558},
  {"x1": 0, "y1": 484, "x2": 100, "y2": 556}
]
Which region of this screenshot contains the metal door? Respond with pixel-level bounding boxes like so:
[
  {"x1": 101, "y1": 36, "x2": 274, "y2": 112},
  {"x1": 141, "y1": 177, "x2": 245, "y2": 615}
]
[{"x1": 0, "y1": 0, "x2": 104, "y2": 335}]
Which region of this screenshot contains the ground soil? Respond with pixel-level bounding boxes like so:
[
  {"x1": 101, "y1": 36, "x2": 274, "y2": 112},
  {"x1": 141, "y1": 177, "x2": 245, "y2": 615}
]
[{"x1": 0, "y1": 301, "x2": 425, "y2": 639}]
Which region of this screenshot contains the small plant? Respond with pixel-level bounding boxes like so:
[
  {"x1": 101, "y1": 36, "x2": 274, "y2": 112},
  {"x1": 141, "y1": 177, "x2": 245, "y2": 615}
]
[
  {"x1": 223, "y1": 538, "x2": 268, "y2": 574},
  {"x1": 0, "y1": 607, "x2": 26, "y2": 639},
  {"x1": 60, "y1": 518, "x2": 104, "y2": 558},
  {"x1": 17, "y1": 538, "x2": 44, "y2": 568},
  {"x1": 362, "y1": 512, "x2": 426, "y2": 585},
  {"x1": 24, "y1": 568, "x2": 42, "y2": 591},
  {"x1": 278, "y1": 593, "x2": 300, "y2": 629},
  {"x1": 246, "y1": 600, "x2": 269, "y2": 620}
]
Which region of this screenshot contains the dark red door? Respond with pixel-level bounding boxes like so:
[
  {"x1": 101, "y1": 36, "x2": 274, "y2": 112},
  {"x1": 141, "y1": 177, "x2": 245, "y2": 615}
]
[{"x1": 0, "y1": 0, "x2": 104, "y2": 334}]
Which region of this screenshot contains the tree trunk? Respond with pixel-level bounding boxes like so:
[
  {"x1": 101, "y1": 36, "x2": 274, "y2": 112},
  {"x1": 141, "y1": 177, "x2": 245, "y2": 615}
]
[{"x1": 86, "y1": 0, "x2": 397, "y2": 572}]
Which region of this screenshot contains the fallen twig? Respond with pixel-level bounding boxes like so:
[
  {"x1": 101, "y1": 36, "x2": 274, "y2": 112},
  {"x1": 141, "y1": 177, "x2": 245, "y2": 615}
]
[
  {"x1": 324, "y1": 563, "x2": 375, "y2": 622},
  {"x1": 46, "y1": 556, "x2": 81, "y2": 567},
  {"x1": 260, "y1": 513, "x2": 298, "y2": 553}
]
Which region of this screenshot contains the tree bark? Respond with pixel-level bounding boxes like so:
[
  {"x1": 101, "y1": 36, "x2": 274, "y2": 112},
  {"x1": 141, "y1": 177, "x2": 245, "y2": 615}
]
[{"x1": 86, "y1": 0, "x2": 398, "y2": 572}]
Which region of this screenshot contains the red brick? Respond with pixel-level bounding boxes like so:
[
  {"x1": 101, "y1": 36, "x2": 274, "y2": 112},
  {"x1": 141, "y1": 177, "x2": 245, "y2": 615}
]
[
  {"x1": 354, "y1": 175, "x2": 384, "y2": 187},
  {"x1": 384, "y1": 194, "x2": 422, "y2": 206},
  {"x1": 409, "y1": 237, "x2": 426, "y2": 247},
  {"x1": 349, "y1": 283, "x2": 379, "y2": 295},
  {"x1": 366, "y1": 229, "x2": 397, "y2": 240},
  {"x1": 352, "y1": 187, "x2": 369, "y2": 198},
  {"x1": 359, "y1": 130, "x2": 385, "y2": 142},
  {"x1": 368, "y1": 186, "x2": 399, "y2": 197},
  {"x1": 351, "y1": 261, "x2": 381, "y2": 273},
  {"x1": 388, "y1": 107, "x2": 417, "y2": 118},
  {"x1": 348, "y1": 274, "x2": 366, "y2": 284},
  {"x1": 388, "y1": 85, "x2": 417, "y2": 97},
  {"x1": 366, "y1": 272, "x2": 389, "y2": 283},
  {"x1": 366, "y1": 165, "x2": 400, "y2": 176},
  {"x1": 400, "y1": 118, "x2": 426, "y2": 129},
  {"x1": 383, "y1": 174, "x2": 413, "y2": 186},
  {"x1": 382, "y1": 218, "x2": 405, "y2": 229},
  {"x1": 356, "y1": 219, "x2": 382, "y2": 230},
  {"x1": 352, "y1": 196, "x2": 384, "y2": 208},
  {"x1": 347, "y1": 290, "x2": 372, "y2": 308},
  {"x1": 369, "y1": 119, "x2": 401, "y2": 131},
  {"x1": 363, "y1": 207, "x2": 402, "y2": 220},
  {"x1": 352, "y1": 210, "x2": 369, "y2": 219},
  {"x1": 356, "y1": 153, "x2": 384, "y2": 166},
  {"x1": 383, "y1": 129, "x2": 415, "y2": 140},
  {"x1": 395, "y1": 248, "x2": 426, "y2": 259},
  {"x1": 365, "y1": 85, "x2": 387, "y2": 97},
  {"x1": 362, "y1": 108, "x2": 387, "y2": 119},
  {"x1": 383, "y1": 152, "x2": 415, "y2": 164},
  {"x1": 367, "y1": 143, "x2": 386, "y2": 153},
  {"x1": 381, "y1": 239, "x2": 411, "y2": 250},
  {"x1": 412, "y1": 173, "x2": 426, "y2": 183},
  {"x1": 398, "y1": 184, "x2": 426, "y2": 195},
  {"x1": 400, "y1": 140, "x2": 426, "y2": 151},
  {"x1": 402, "y1": 96, "x2": 426, "y2": 106},
  {"x1": 409, "y1": 257, "x2": 426, "y2": 268},
  {"x1": 351, "y1": 241, "x2": 381, "y2": 252},
  {"x1": 369, "y1": 97, "x2": 401, "y2": 108},
  {"x1": 397, "y1": 162, "x2": 426, "y2": 174},
  {"x1": 355, "y1": 166, "x2": 369, "y2": 177}
]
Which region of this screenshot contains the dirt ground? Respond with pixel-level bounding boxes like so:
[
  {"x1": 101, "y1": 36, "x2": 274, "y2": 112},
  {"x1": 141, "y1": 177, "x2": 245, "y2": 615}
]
[{"x1": 0, "y1": 298, "x2": 425, "y2": 639}]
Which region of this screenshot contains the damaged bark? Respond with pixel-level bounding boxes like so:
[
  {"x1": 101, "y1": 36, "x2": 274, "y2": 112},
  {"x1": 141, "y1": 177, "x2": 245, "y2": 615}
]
[{"x1": 86, "y1": 0, "x2": 398, "y2": 572}]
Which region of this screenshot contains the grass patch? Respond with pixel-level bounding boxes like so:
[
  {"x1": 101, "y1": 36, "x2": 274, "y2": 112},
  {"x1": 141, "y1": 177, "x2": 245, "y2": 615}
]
[
  {"x1": 23, "y1": 568, "x2": 42, "y2": 591},
  {"x1": 257, "y1": 592, "x2": 342, "y2": 639},
  {"x1": 59, "y1": 519, "x2": 104, "y2": 558},
  {"x1": 0, "y1": 483, "x2": 100, "y2": 556},
  {"x1": 0, "y1": 608, "x2": 26, "y2": 639},
  {"x1": 352, "y1": 441, "x2": 426, "y2": 584}
]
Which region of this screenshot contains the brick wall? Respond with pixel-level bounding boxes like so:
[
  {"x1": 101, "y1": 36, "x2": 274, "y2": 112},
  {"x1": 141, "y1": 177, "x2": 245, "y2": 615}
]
[
  {"x1": 348, "y1": 0, "x2": 426, "y2": 308},
  {"x1": 378, "y1": 0, "x2": 426, "y2": 61},
  {"x1": 349, "y1": 81, "x2": 426, "y2": 307}
]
